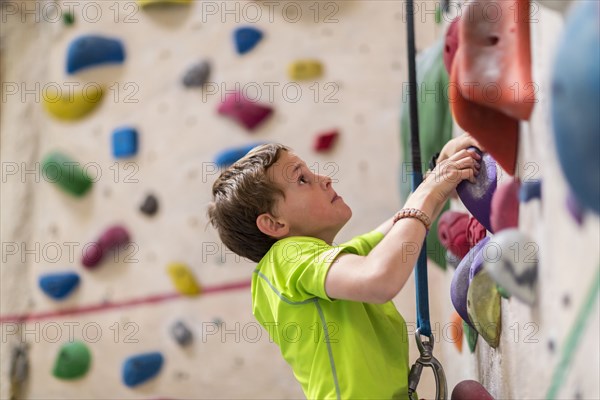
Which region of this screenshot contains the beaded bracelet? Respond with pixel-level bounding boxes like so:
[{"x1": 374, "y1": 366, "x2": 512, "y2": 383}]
[{"x1": 393, "y1": 208, "x2": 431, "y2": 232}]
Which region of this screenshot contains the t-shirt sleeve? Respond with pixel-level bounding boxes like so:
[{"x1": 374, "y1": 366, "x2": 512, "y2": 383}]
[{"x1": 271, "y1": 232, "x2": 384, "y2": 302}]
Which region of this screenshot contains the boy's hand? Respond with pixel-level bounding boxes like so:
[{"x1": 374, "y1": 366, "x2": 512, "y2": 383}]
[{"x1": 435, "y1": 133, "x2": 484, "y2": 165}]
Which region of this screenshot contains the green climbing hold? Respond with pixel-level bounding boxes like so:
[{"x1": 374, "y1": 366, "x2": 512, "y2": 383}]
[
  {"x1": 496, "y1": 284, "x2": 511, "y2": 299},
  {"x1": 463, "y1": 320, "x2": 478, "y2": 353},
  {"x1": 63, "y1": 11, "x2": 75, "y2": 26},
  {"x1": 400, "y1": 39, "x2": 453, "y2": 269},
  {"x1": 52, "y1": 341, "x2": 91, "y2": 380},
  {"x1": 41, "y1": 152, "x2": 93, "y2": 197},
  {"x1": 467, "y1": 269, "x2": 501, "y2": 348}
]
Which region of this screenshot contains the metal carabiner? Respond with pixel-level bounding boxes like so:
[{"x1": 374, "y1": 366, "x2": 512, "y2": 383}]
[{"x1": 408, "y1": 328, "x2": 447, "y2": 400}]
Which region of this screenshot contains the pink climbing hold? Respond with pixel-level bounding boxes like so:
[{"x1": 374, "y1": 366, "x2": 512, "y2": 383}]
[
  {"x1": 451, "y1": 380, "x2": 495, "y2": 400},
  {"x1": 491, "y1": 179, "x2": 520, "y2": 233},
  {"x1": 438, "y1": 211, "x2": 470, "y2": 259},
  {"x1": 314, "y1": 130, "x2": 339, "y2": 152},
  {"x1": 467, "y1": 217, "x2": 487, "y2": 248},
  {"x1": 82, "y1": 225, "x2": 130, "y2": 268},
  {"x1": 217, "y1": 92, "x2": 273, "y2": 131},
  {"x1": 443, "y1": 17, "x2": 460, "y2": 74}
]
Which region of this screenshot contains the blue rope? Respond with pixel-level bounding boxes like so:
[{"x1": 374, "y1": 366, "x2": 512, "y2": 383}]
[{"x1": 405, "y1": 0, "x2": 431, "y2": 337}]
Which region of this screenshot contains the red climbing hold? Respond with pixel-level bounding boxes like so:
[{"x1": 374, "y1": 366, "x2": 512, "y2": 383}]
[
  {"x1": 314, "y1": 130, "x2": 339, "y2": 152},
  {"x1": 438, "y1": 211, "x2": 470, "y2": 259},
  {"x1": 451, "y1": 380, "x2": 495, "y2": 400},
  {"x1": 82, "y1": 225, "x2": 130, "y2": 268},
  {"x1": 491, "y1": 179, "x2": 520, "y2": 232},
  {"x1": 467, "y1": 217, "x2": 487, "y2": 248},
  {"x1": 218, "y1": 92, "x2": 273, "y2": 131}
]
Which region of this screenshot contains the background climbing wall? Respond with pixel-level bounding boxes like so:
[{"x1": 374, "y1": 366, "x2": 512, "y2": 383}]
[
  {"x1": 1, "y1": 0, "x2": 599, "y2": 399},
  {"x1": 1, "y1": 0, "x2": 444, "y2": 398}
]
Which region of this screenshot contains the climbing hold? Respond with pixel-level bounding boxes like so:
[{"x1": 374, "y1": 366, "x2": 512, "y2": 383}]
[
  {"x1": 137, "y1": 0, "x2": 191, "y2": 7},
  {"x1": 450, "y1": 311, "x2": 464, "y2": 353},
  {"x1": 63, "y1": 11, "x2": 75, "y2": 26},
  {"x1": 438, "y1": 211, "x2": 470, "y2": 259},
  {"x1": 140, "y1": 194, "x2": 159, "y2": 216},
  {"x1": 400, "y1": 39, "x2": 454, "y2": 268},
  {"x1": 53, "y1": 341, "x2": 91, "y2": 380},
  {"x1": 519, "y1": 179, "x2": 542, "y2": 203},
  {"x1": 43, "y1": 84, "x2": 103, "y2": 121},
  {"x1": 463, "y1": 320, "x2": 478, "y2": 353},
  {"x1": 214, "y1": 143, "x2": 265, "y2": 168},
  {"x1": 170, "y1": 320, "x2": 193, "y2": 347},
  {"x1": 218, "y1": 92, "x2": 273, "y2": 131},
  {"x1": 122, "y1": 352, "x2": 164, "y2": 387},
  {"x1": 451, "y1": 380, "x2": 495, "y2": 400},
  {"x1": 451, "y1": 236, "x2": 489, "y2": 328},
  {"x1": 41, "y1": 152, "x2": 93, "y2": 197},
  {"x1": 82, "y1": 225, "x2": 130, "y2": 269},
  {"x1": 313, "y1": 130, "x2": 339, "y2": 152},
  {"x1": 39, "y1": 272, "x2": 80, "y2": 300},
  {"x1": 66, "y1": 35, "x2": 125, "y2": 74},
  {"x1": 566, "y1": 191, "x2": 584, "y2": 226},
  {"x1": 234, "y1": 27, "x2": 263, "y2": 55},
  {"x1": 182, "y1": 60, "x2": 211, "y2": 88},
  {"x1": 469, "y1": 236, "x2": 491, "y2": 282},
  {"x1": 467, "y1": 217, "x2": 487, "y2": 248},
  {"x1": 551, "y1": 0, "x2": 600, "y2": 215},
  {"x1": 467, "y1": 269, "x2": 501, "y2": 348},
  {"x1": 443, "y1": 17, "x2": 460, "y2": 73},
  {"x1": 112, "y1": 127, "x2": 138, "y2": 158},
  {"x1": 497, "y1": 284, "x2": 511, "y2": 299},
  {"x1": 457, "y1": 149, "x2": 497, "y2": 233},
  {"x1": 483, "y1": 229, "x2": 538, "y2": 305},
  {"x1": 490, "y1": 179, "x2": 520, "y2": 233},
  {"x1": 457, "y1": 0, "x2": 534, "y2": 120},
  {"x1": 167, "y1": 263, "x2": 201, "y2": 296},
  {"x1": 288, "y1": 60, "x2": 324, "y2": 81}
]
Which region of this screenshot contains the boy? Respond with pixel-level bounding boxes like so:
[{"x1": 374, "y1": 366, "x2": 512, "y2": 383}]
[{"x1": 208, "y1": 136, "x2": 481, "y2": 399}]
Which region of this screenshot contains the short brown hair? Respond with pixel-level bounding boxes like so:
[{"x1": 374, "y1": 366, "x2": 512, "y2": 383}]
[{"x1": 207, "y1": 143, "x2": 289, "y2": 262}]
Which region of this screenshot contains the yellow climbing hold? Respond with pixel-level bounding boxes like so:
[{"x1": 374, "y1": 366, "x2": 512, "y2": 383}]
[
  {"x1": 288, "y1": 60, "x2": 324, "y2": 81},
  {"x1": 167, "y1": 263, "x2": 201, "y2": 296},
  {"x1": 43, "y1": 84, "x2": 103, "y2": 121},
  {"x1": 137, "y1": 0, "x2": 191, "y2": 7}
]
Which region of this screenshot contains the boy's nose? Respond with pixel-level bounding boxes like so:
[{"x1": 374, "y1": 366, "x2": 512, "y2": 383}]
[{"x1": 319, "y1": 174, "x2": 332, "y2": 189}]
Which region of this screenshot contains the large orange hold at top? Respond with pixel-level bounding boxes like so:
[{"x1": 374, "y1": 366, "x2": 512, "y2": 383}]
[{"x1": 458, "y1": 0, "x2": 535, "y2": 121}]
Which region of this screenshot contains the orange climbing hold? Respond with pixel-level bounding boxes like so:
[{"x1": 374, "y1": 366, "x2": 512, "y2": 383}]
[{"x1": 457, "y1": 0, "x2": 535, "y2": 121}]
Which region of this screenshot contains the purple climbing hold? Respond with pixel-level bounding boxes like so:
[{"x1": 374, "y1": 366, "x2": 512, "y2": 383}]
[
  {"x1": 469, "y1": 236, "x2": 491, "y2": 282},
  {"x1": 82, "y1": 225, "x2": 130, "y2": 269},
  {"x1": 67, "y1": 35, "x2": 125, "y2": 74},
  {"x1": 457, "y1": 148, "x2": 497, "y2": 233},
  {"x1": 234, "y1": 27, "x2": 264, "y2": 55},
  {"x1": 218, "y1": 92, "x2": 273, "y2": 131}
]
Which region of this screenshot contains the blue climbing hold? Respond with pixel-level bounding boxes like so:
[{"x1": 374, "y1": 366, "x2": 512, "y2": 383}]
[
  {"x1": 112, "y1": 127, "x2": 138, "y2": 158},
  {"x1": 39, "y1": 272, "x2": 80, "y2": 300},
  {"x1": 122, "y1": 352, "x2": 164, "y2": 387},
  {"x1": 519, "y1": 180, "x2": 542, "y2": 203},
  {"x1": 215, "y1": 143, "x2": 265, "y2": 168},
  {"x1": 234, "y1": 27, "x2": 263, "y2": 55},
  {"x1": 67, "y1": 35, "x2": 125, "y2": 74},
  {"x1": 551, "y1": 0, "x2": 600, "y2": 215}
]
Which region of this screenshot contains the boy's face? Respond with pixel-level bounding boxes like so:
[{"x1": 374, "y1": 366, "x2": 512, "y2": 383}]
[{"x1": 266, "y1": 151, "x2": 352, "y2": 243}]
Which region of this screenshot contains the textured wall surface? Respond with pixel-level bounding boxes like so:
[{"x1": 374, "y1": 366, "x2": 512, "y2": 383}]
[{"x1": 1, "y1": 0, "x2": 598, "y2": 399}]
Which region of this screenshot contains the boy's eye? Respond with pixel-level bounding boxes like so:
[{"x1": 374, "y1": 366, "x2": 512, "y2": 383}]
[{"x1": 298, "y1": 175, "x2": 307, "y2": 184}]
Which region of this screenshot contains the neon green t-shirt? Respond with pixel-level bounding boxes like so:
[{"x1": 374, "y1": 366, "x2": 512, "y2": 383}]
[{"x1": 251, "y1": 231, "x2": 410, "y2": 400}]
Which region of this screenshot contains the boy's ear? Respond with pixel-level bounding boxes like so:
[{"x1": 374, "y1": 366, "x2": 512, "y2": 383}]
[{"x1": 256, "y1": 213, "x2": 289, "y2": 238}]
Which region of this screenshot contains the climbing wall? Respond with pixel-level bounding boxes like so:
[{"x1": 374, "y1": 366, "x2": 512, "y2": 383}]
[{"x1": 0, "y1": 0, "x2": 443, "y2": 398}]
